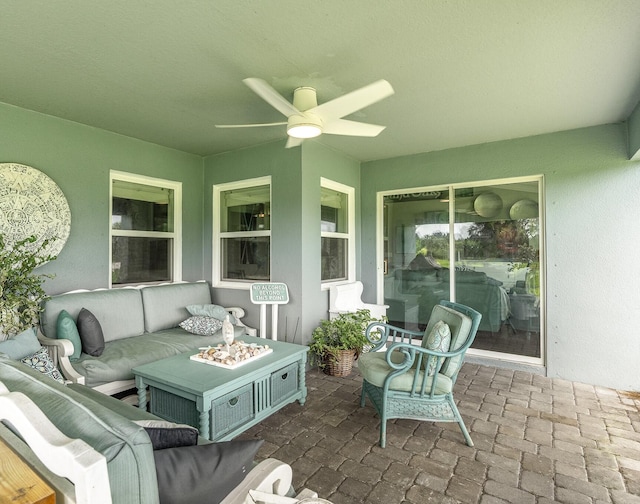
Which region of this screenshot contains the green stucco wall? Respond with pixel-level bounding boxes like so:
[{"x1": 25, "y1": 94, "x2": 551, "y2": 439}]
[
  {"x1": 3, "y1": 98, "x2": 638, "y2": 391},
  {"x1": 203, "y1": 140, "x2": 360, "y2": 344},
  {"x1": 0, "y1": 102, "x2": 204, "y2": 293},
  {"x1": 362, "y1": 124, "x2": 640, "y2": 391}
]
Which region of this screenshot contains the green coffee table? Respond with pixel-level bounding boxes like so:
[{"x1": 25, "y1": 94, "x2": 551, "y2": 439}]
[{"x1": 133, "y1": 335, "x2": 308, "y2": 441}]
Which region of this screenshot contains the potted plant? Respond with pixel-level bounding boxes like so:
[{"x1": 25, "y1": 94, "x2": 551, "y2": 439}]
[
  {"x1": 0, "y1": 234, "x2": 56, "y2": 341},
  {"x1": 309, "y1": 309, "x2": 384, "y2": 377}
]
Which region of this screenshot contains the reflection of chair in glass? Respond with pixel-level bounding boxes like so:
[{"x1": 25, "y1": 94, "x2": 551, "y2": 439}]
[{"x1": 358, "y1": 301, "x2": 481, "y2": 448}]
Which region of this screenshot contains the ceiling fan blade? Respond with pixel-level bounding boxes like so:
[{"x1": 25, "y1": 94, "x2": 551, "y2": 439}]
[
  {"x1": 215, "y1": 122, "x2": 287, "y2": 129},
  {"x1": 322, "y1": 119, "x2": 386, "y2": 137},
  {"x1": 243, "y1": 78, "x2": 300, "y2": 117},
  {"x1": 285, "y1": 136, "x2": 304, "y2": 149},
  {"x1": 310, "y1": 79, "x2": 394, "y2": 120}
]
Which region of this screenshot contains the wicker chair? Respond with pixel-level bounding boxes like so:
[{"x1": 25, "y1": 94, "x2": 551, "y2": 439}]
[{"x1": 358, "y1": 301, "x2": 481, "y2": 448}]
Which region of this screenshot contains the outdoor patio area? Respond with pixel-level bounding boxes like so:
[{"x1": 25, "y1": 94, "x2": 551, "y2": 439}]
[{"x1": 238, "y1": 363, "x2": 640, "y2": 504}]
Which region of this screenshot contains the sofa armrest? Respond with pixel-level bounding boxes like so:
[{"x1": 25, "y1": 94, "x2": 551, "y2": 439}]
[
  {"x1": 221, "y1": 458, "x2": 318, "y2": 504},
  {"x1": 37, "y1": 331, "x2": 86, "y2": 385},
  {"x1": 0, "y1": 383, "x2": 112, "y2": 504},
  {"x1": 227, "y1": 307, "x2": 258, "y2": 337}
]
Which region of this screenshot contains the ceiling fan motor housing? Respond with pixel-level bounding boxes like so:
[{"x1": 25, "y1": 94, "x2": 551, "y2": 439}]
[{"x1": 292, "y1": 86, "x2": 318, "y2": 111}]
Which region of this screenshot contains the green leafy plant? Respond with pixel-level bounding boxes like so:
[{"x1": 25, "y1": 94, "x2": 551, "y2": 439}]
[
  {"x1": 309, "y1": 309, "x2": 384, "y2": 368},
  {"x1": 0, "y1": 234, "x2": 56, "y2": 337}
]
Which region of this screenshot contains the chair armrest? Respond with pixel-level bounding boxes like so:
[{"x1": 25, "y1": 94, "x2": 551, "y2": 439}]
[
  {"x1": 36, "y1": 331, "x2": 85, "y2": 385},
  {"x1": 365, "y1": 322, "x2": 423, "y2": 352},
  {"x1": 220, "y1": 458, "x2": 293, "y2": 504},
  {"x1": 227, "y1": 307, "x2": 258, "y2": 336}
]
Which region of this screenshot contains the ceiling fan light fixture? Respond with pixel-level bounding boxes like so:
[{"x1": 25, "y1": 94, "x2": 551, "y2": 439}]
[
  {"x1": 287, "y1": 114, "x2": 322, "y2": 139},
  {"x1": 287, "y1": 123, "x2": 322, "y2": 139}
]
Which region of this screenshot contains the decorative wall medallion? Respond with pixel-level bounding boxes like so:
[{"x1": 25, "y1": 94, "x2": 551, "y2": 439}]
[{"x1": 0, "y1": 163, "x2": 71, "y2": 260}]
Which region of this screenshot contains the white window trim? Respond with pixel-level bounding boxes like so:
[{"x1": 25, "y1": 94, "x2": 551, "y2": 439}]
[
  {"x1": 321, "y1": 177, "x2": 355, "y2": 289},
  {"x1": 109, "y1": 170, "x2": 182, "y2": 287},
  {"x1": 212, "y1": 176, "x2": 272, "y2": 290}
]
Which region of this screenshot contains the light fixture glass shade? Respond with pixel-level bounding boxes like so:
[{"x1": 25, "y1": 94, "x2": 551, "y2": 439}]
[{"x1": 287, "y1": 123, "x2": 322, "y2": 139}]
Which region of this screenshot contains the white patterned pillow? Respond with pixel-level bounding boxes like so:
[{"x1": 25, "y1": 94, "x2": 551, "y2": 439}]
[
  {"x1": 179, "y1": 316, "x2": 224, "y2": 336},
  {"x1": 423, "y1": 320, "x2": 451, "y2": 376},
  {"x1": 21, "y1": 347, "x2": 65, "y2": 383}
]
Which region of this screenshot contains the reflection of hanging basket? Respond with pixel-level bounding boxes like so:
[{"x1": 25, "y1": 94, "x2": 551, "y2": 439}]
[{"x1": 323, "y1": 349, "x2": 357, "y2": 377}]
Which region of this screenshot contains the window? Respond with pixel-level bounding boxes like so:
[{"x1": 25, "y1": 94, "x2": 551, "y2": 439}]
[
  {"x1": 110, "y1": 171, "x2": 182, "y2": 286},
  {"x1": 214, "y1": 177, "x2": 271, "y2": 286},
  {"x1": 380, "y1": 177, "x2": 543, "y2": 364},
  {"x1": 321, "y1": 178, "x2": 354, "y2": 284}
]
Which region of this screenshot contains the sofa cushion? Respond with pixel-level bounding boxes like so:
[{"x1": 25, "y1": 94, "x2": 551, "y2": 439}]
[
  {"x1": 153, "y1": 440, "x2": 263, "y2": 504},
  {"x1": 187, "y1": 304, "x2": 237, "y2": 324},
  {"x1": 41, "y1": 288, "x2": 145, "y2": 343},
  {"x1": 77, "y1": 308, "x2": 105, "y2": 357},
  {"x1": 0, "y1": 327, "x2": 41, "y2": 360},
  {"x1": 179, "y1": 316, "x2": 224, "y2": 335},
  {"x1": 21, "y1": 347, "x2": 65, "y2": 383},
  {"x1": 133, "y1": 420, "x2": 199, "y2": 450},
  {"x1": 141, "y1": 282, "x2": 212, "y2": 333},
  {"x1": 0, "y1": 356, "x2": 159, "y2": 504},
  {"x1": 56, "y1": 310, "x2": 82, "y2": 361},
  {"x1": 70, "y1": 326, "x2": 245, "y2": 387}
]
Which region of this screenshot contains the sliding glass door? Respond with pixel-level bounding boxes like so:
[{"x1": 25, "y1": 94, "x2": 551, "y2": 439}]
[{"x1": 381, "y1": 178, "x2": 543, "y2": 362}]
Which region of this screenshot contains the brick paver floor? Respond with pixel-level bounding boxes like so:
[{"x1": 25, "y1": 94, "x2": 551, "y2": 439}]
[{"x1": 238, "y1": 363, "x2": 640, "y2": 504}]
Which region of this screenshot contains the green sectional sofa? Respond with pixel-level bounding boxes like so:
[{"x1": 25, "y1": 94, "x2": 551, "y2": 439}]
[
  {"x1": 38, "y1": 282, "x2": 255, "y2": 396},
  {"x1": 0, "y1": 354, "x2": 313, "y2": 504}
]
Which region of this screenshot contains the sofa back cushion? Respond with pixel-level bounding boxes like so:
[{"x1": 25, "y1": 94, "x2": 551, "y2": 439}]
[
  {"x1": 41, "y1": 288, "x2": 145, "y2": 343},
  {"x1": 141, "y1": 282, "x2": 212, "y2": 333},
  {"x1": 0, "y1": 355, "x2": 159, "y2": 504}
]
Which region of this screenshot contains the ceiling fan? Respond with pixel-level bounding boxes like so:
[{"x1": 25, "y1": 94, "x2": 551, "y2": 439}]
[{"x1": 216, "y1": 78, "x2": 394, "y2": 148}]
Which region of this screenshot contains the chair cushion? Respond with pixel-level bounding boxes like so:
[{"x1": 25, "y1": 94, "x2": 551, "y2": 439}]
[
  {"x1": 422, "y1": 320, "x2": 451, "y2": 376},
  {"x1": 357, "y1": 351, "x2": 452, "y2": 395},
  {"x1": 423, "y1": 305, "x2": 472, "y2": 379}
]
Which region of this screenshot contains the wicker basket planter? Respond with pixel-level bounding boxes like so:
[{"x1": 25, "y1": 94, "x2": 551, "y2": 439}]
[
  {"x1": 323, "y1": 349, "x2": 357, "y2": 377},
  {"x1": 310, "y1": 310, "x2": 381, "y2": 378}
]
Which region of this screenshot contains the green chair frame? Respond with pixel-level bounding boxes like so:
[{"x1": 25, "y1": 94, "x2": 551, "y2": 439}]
[{"x1": 359, "y1": 300, "x2": 481, "y2": 448}]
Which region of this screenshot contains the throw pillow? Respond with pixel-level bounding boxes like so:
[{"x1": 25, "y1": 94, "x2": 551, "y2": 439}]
[
  {"x1": 0, "y1": 327, "x2": 41, "y2": 360},
  {"x1": 133, "y1": 420, "x2": 199, "y2": 450},
  {"x1": 153, "y1": 439, "x2": 263, "y2": 504},
  {"x1": 20, "y1": 347, "x2": 65, "y2": 383},
  {"x1": 77, "y1": 308, "x2": 105, "y2": 357},
  {"x1": 179, "y1": 316, "x2": 224, "y2": 336},
  {"x1": 186, "y1": 304, "x2": 237, "y2": 324},
  {"x1": 56, "y1": 310, "x2": 82, "y2": 361},
  {"x1": 423, "y1": 320, "x2": 451, "y2": 376}
]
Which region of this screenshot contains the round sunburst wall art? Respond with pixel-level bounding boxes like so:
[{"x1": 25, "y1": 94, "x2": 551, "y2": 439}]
[{"x1": 0, "y1": 163, "x2": 71, "y2": 261}]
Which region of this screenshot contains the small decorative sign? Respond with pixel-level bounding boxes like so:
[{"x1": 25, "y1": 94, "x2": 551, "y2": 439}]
[{"x1": 250, "y1": 282, "x2": 289, "y2": 304}]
